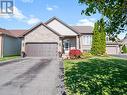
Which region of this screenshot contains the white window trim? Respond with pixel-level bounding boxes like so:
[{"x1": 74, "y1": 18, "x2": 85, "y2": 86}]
[{"x1": 83, "y1": 35, "x2": 92, "y2": 45}]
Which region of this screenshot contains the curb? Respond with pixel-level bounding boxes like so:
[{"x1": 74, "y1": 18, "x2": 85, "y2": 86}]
[{"x1": 56, "y1": 58, "x2": 67, "y2": 95}]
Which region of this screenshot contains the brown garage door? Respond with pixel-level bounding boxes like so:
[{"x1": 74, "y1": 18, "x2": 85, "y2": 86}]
[
  {"x1": 25, "y1": 42, "x2": 58, "y2": 58},
  {"x1": 106, "y1": 46, "x2": 118, "y2": 54}
]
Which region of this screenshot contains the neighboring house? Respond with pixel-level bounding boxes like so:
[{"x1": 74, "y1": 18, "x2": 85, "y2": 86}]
[
  {"x1": 0, "y1": 28, "x2": 25, "y2": 57},
  {"x1": 0, "y1": 28, "x2": 21, "y2": 57},
  {"x1": 122, "y1": 34, "x2": 127, "y2": 46},
  {"x1": 20, "y1": 17, "x2": 120, "y2": 58}
]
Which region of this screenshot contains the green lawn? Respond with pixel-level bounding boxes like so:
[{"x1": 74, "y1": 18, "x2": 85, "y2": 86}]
[
  {"x1": 64, "y1": 57, "x2": 127, "y2": 95},
  {"x1": 0, "y1": 56, "x2": 20, "y2": 62}
]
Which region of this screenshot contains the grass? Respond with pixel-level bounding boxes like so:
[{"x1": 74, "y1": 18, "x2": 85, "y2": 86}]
[
  {"x1": 64, "y1": 57, "x2": 127, "y2": 95},
  {"x1": 0, "y1": 56, "x2": 20, "y2": 62}
]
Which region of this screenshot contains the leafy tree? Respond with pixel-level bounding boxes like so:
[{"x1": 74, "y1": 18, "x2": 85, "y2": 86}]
[
  {"x1": 79, "y1": 0, "x2": 127, "y2": 39},
  {"x1": 122, "y1": 44, "x2": 127, "y2": 53}
]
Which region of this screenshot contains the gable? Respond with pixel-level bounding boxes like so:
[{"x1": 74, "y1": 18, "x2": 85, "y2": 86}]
[
  {"x1": 47, "y1": 19, "x2": 78, "y2": 36},
  {"x1": 22, "y1": 23, "x2": 61, "y2": 37},
  {"x1": 24, "y1": 24, "x2": 59, "y2": 42}
]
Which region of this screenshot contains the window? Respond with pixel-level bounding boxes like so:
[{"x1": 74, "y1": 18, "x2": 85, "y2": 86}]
[
  {"x1": 65, "y1": 42, "x2": 69, "y2": 50},
  {"x1": 64, "y1": 40, "x2": 70, "y2": 51},
  {"x1": 83, "y1": 35, "x2": 92, "y2": 45}
]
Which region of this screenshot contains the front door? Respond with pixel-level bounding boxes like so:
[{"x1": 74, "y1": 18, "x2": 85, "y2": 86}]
[{"x1": 63, "y1": 40, "x2": 70, "y2": 54}]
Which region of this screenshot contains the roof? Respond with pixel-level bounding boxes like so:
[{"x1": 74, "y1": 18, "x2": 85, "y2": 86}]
[
  {"x1": 0, "y1": 28, "x2": 16, "y2": 37},
  {"x1": 45, "y1": 17, "x2": 80, "y2": 35},
  {"x1": 21, "y1": 22, "x2": 61, "y2": 37},
  {"x1": 106, "y1": 41, "x2": 120, "y2": 45},
  {"x1": 9, "y1": 30, "x2": 26, "y2": 37},
  {"x1": 0, "y1": 26, "x2": 93, "y2": 37},
  {"x1": 0, "y1": 28, "x2": 27, "y2": 37},
  {"x1": 0, "y1": 17, "x2": 94, "y2": 37},
  {"x1": 72, "y1": 26, "x2": 93, "y2": 34}
]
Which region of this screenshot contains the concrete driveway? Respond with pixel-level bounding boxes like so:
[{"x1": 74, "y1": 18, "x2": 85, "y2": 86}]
[
  {"x1": 0, "y1": 58, "x2": 65, "y2": 95},
  {"x1": 111, "y1": 54, "x2": 127, "y2": 59}
]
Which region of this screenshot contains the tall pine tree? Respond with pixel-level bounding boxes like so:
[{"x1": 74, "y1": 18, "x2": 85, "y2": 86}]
[
  {"x1": 91, "y1": 21, "x2": 100, "y2": 55},
  {"x1": 99, "y1": 18, "x2": 106, "y2": 55},
  {"x1": 91, "y1": 19, "x2": 106, "y2": 55}
]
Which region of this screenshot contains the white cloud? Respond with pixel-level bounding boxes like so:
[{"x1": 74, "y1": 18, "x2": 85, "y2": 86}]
[
  {"x1": 76, "y1": 18, "x2": 96, "y2": 26},
  {"x1": 21, "y1": 0, "x2": 33, "y2": 3},
  {"x1": 46, "y1": 7, "x2": 53, "y2": 11},
  {"x1": 0, "y1": 14, "x2": 10, "y2": 19},
  {"x1": 13, "y1": 6, "x2": 26, "y2": 20},
  {"x1": 26, "y1": 17, "x2": 40, "y2": 25},
  {"x1": 46, "y1": 5, "x2": 58, "y2": 11},
  {"x1": 0, "y1": 6, "x2": 40, "y2": 25},
  {"x1": 0, "y1": 6, "x2": 26, "y2": 20},
  {"x1": 89, "y1": 18, "x2": 96, "y2": 22},
  {"x1": 53, "y1": 5, "x2": 58, "y2": 8}
]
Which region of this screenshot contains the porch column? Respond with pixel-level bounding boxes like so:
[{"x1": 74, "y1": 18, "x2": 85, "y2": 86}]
[
  {"x1": 59, "y1": 37, "x2": 64, "y2": 53},
  {"x1": 76, "y1": 36, "x2": 80, "y2": 49}
]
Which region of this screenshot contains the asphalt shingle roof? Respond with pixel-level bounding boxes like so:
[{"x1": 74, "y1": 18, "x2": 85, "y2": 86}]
[
  {"x1": 9, "y1": 30, "x2": 27, "y2": 37},
  {"x1": 0, "y1": 28, "x2": 27, "y2": 37},
  {"x1": 72, "y1": 26, "x2": 93, "y2": 34}
]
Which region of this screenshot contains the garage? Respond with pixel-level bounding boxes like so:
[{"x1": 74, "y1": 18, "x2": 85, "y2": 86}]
[
  {"x1": 106, "y1": 45, "x2": 119, "y2": 55},
  {"x1": 25, "y1": 43, "x2": 58, "y2": 58}
]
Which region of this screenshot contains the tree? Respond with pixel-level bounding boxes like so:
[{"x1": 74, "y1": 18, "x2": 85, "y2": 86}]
[
  {"x1": 99, "y1": 18, "x2": 106, "y2": 55},
  {"x1": 91, "y1": 19, "x2": 106, "y2": 55},
  {"x1": 91, "y1": 21, "x2": 101, "y2": 55},
  {"x1": 79, "y1": 0, "x2": 127, "y2": 39}
]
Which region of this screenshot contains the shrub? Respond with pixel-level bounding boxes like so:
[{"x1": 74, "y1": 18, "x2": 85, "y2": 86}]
[
  {"x1": 100, "y1": 53, "x2": 109, "y2": 57},
  {"x1": 122, "y1": 45, "x2": 127, "y2": 53},
  {"x1": 81, "y1": 52, "x2": 93, "y2": 59},
  {"x1": 69, "y1": 49, "x2": 82, "y2": 59}
]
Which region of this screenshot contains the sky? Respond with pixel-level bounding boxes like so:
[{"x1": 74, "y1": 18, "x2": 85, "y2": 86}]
[{"x1": 0, "y1": 0, "x2": 126, "y2": 39}]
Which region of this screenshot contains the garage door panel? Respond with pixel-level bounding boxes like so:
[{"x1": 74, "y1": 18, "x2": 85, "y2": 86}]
[
  {"x1": 106, "y1": 46, "x2": 117, "y2": 55},
  {"x1": 25, "y1": 43, "x2": 58, "y2": 58}
]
